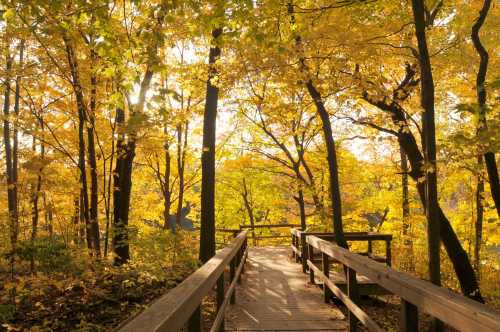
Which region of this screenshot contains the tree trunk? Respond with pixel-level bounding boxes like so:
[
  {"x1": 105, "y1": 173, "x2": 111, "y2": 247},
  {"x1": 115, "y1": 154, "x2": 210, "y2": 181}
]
[
  {"x1": 397, "y1": 120, "x2": 484, "y2": 302},
  {"x1": 176, "y1": 121, "x2": 188, "y2": 225},
  {"x1": 305, "y1": 82, "x2": 348, "y2": 249},
  {"x1": 295, "y1": 188, "x2": 306, "y2": 231},
  {"x1": 104, "y1": 115, "x2": 115, "y2": 256},
  {"x1": 471, "y1": 0, "x2": 499, "y2": 218},
  {"x1": 112, "y1": 107, "x2": 134, "y2": 265},
  {"x1": 87, "y1": 48, "x2": 101, "y2": 257},
  {"x1": 199, "y1": 27, "x2": 222, "y2": 263},
  {"x1": 475, "y1": 155, "x2": 484, "y2": 278},
  {"x1": 286, "y1": 2, "x2": 347, "y2": 247},
  {"x1": 13, "y1": 40, "x2": 24, "y2": 223},
  {"x1": 362, "y1": 74, "x2": 483, "y2": 302},
  {"x1": 400, "y1": 148, "x2": 414, "y2": 271},
  {"x1": 163, "y1": 138, "x2": 172, "y2": 229},
  {"x1": 3, "y1": 48, "x2": 19, "y2": 271},
  {"x1": 242, "y1": 179, "x2": 256, "y2": 246},
  {"x1": 63, "y1": 36, "x2": 94, "y2": 255},
  {"x1": 411, "y1": 0, "x2": 441, "y2": 287},
  {"x1": 30, "y1": 135, "x2": 43, "y2": 273}
]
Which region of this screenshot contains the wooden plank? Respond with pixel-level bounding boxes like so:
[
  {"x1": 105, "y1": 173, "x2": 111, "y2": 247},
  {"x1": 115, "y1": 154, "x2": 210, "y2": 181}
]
[
  {"x1": 118, "y1": 231, "x2": 247, "y2": 332},
  {"x1": 226, "y1": 247, "x2": 347, "y2": 331},
  {"x1": 307, "y1": 261, "x2": 383, "y2": 332},
  {"x1": 306, "y1": 235, "x2": 500, "y2": 332}
]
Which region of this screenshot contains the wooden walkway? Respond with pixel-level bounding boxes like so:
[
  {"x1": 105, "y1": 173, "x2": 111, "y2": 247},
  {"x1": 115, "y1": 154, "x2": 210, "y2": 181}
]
[{"x1": 225, "y1": 247, "x2": 347, "y2": 331}]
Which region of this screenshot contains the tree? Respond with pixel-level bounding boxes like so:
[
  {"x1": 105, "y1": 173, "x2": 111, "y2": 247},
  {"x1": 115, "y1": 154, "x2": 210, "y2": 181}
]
[{"x1": 199, "y1": 26, "x2": 223, "y2": 263}]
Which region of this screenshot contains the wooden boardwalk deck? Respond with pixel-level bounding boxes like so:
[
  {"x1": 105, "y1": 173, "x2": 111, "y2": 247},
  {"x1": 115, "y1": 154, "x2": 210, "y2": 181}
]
[{"x1": 225, "y1": 247, "x2": 347, "y2": 331}]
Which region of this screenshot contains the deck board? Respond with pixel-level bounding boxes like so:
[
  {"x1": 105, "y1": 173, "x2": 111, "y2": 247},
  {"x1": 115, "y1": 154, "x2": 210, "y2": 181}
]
[{"x1": 225, "y1": 247, "x2": 347, "y2": 331}]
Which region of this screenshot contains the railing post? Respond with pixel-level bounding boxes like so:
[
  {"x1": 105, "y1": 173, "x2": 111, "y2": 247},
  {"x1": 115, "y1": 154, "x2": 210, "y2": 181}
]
[
  {"x1": 230, "y1": 257, "x2": 236, "y2": 304},
  {"x1": 322, "y1": 252, "x2": 331, "y2": 303},
  {"x1": 347, "y1": 267, "x2": 359, "y2": 332},
  {"x1": 188, "y1": 306, "x2": 202, "y2": 332},
  {"x1": 386, "y1": 239, "x2": 392, "y2": 266},
  {"x1": 308, "y1": 243, "x2": 315, "y2": 284},
  {"x1": 301, "y1": 232, "x2": 308, "y2": 273},
  {"x1": 293, "y1": 233, "x2": 299, "y2": 263},
  {"x1": 216, "y1": 275, "x2": 225, "y2": 332},
  {"x1": 367, "y1": 240, "x2": 372, "y2": 255},
  {"x1": 399, "y1": 300, "x2": 418, "y2": 332}
]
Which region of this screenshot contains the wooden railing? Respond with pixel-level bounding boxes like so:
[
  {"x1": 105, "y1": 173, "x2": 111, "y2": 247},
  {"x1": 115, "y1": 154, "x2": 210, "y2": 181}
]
[
  {"x1": 240, "y1": 223, "x2": 300, "y2": 246},
  {"x1": 291, "y1": 229, "x2": 392, "y2": 274},
  {"x1": 301, "y1": 234, "x2": 500, "y2": 332},
  {"x1": 117, "y1": 230, "x2": 248, "y2": 332}
]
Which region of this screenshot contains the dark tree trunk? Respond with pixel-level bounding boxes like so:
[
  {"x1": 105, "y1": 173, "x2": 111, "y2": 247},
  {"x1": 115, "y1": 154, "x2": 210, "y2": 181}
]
[
  {"x1": 242, "y1": 179, "x2": 256, "y2": 246},
  {"x1": 13, "y1": 40, "x2": 24, "y2": 221},
  {"x1": 199, "y1": 27, "x2": 222, "y2": 263},
  {"x1": 3, "y1": 49, "x2": 18, "y2": 271},
  {"x1": 286, "y1": 2, "x2": 347, "y2": 247},
  {"x1": 362, "y1": 66, "x2": 483, "y2": 302},
  {"x1": 475, "y1": 156, "x2": 484, "y2": 277},
  {"x1": 294, "y1": 189, "x2": 307, "y2": 230},
  {"x1": 401, "y1": 148, "x2": 414, "y2": 271},
  {"x1": 163, "y1": 138, "x2": 172, "y2": 229},
  {"x1": 112, "y1": 108, "x2": 134, "y2": 265},
  {"x1": 87, "y1": 48, "x2": 101, "y2": 257},
  {"x1": 411, "y1": 0, "x2": 440, "y2": 287},
  {"x1": 104, "y1": 115, "x2": 115, "y2": 256},
  {"x1": 305, "y1": 82, "x2": 348, "y2": 249},
  {"x1": 398, "y1": 114, "x2": 483, "y2": 302},
  {"x1": 471, "y1": 0, "x2": 499, "y2": 218},
  {"x1": 30, "y1": 134, "x2": 43, "y2": 273},
  {"x1": 176, "y1": 121, "x2": 188, "y2": 225},
  {"x1": 64, "y1": 36, "x2": 95, "y2": 255}
]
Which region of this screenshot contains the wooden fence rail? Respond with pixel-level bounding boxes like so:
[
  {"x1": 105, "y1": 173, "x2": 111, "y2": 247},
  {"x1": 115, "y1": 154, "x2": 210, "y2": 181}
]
[
  {"x1": 117, "y1": 230, "x2": 248, "y2": 332},
  {"x1": 300, "y1": 233, "x2": 500, "y2": 332},
  {"x1": 240, "y1": 223, "x2": 300, "y2": 246}
]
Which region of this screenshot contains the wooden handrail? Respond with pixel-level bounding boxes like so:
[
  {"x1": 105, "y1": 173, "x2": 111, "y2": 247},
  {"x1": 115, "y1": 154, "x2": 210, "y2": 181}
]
[
  {"x1": 306, "y1": 235, "x2": 500, "y2": 332},
  {"x1": 117, "y1": 230, "x2": 248, "y2": 332},
  {"x1": 240, "y1": 223, "x2": 300, "y2": 229}
]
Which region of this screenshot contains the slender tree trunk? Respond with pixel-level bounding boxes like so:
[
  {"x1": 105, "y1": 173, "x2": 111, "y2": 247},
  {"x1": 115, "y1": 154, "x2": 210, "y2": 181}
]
[
  {"x1": 242, "y1": 179, "x2": 256, "y2": 246},
  {"x1": 104, "y1": 116, "x2": 115, "y2": 256},
  {"x1": 176, "y1": 121, "x2": 188, "y2": 224},
  {"x1": 411, "y1": 0, "x2": 441, "y2": 288},
  {"x1": 87, "y1": 48, "x2": 101, "y2": 257},
  {"x1": 64, "y1": 36, "x2": 95, "y2": 255},
  {"x1": 200, "y1": 27, "x2": 222, "y2": 263},
  {"x1": 401, "y1": 148, "x2": 414, "y2": 271},
  {"x1": 163, "y1": 139, "x2": 172, "y2": 229},
  {"x1": 287, "y1": 2, "x2": 347, "y2": 248},
  {"x1": 475, "y1": 155, "x2": 484, "y2": 278},
  {"x1": 471, "y1": 0, "x2": 499, "y2": 218},
  {"x1": 13, "y1": 40, "x2": 24, "y2": 222},
  {"x1": 306, "y1": 82, "x2": 347, "y2": 248},
  {"x1": 3, "y1": 49, "x2": 18, "y2": 272},
  {"x1": 295, "y1": 188, "x2": 306, "y2": 230},
  {"x1": 30, "y1": 135, "x2": 43, "y2": 273}
]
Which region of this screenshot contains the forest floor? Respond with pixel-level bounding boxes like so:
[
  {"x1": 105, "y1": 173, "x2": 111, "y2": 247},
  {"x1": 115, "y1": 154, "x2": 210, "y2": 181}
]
[{"x1": 0, "y1": 263, "x2": 195, "y2": 332}]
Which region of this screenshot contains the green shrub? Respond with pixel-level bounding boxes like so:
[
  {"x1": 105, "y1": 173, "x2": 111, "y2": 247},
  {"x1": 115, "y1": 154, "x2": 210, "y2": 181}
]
[{"x1": 15, "y1": 236, "x2": 76, "y2": 273}]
